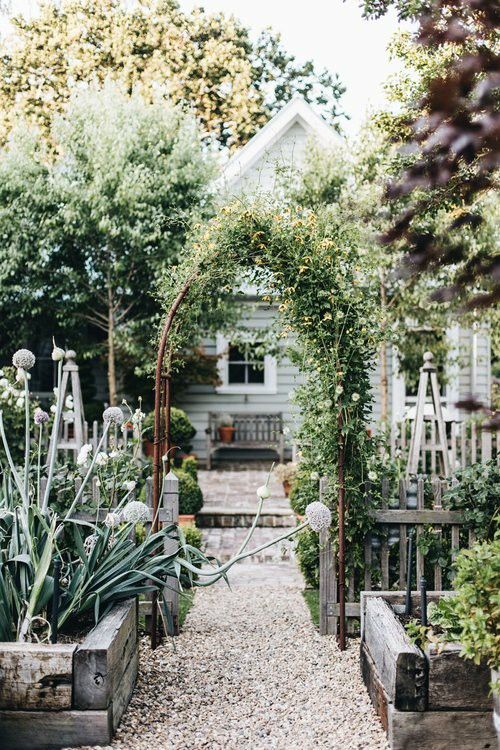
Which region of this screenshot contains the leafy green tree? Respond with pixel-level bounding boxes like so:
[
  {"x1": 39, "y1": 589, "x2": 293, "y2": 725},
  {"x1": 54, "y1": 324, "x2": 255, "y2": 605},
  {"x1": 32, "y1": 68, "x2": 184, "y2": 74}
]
[
  {"x1": 0, "y1": 0, "x2": 345, "y2": 149},
  {"x1": 0, "y1": 83, "x2": 214, "y2": 404}
]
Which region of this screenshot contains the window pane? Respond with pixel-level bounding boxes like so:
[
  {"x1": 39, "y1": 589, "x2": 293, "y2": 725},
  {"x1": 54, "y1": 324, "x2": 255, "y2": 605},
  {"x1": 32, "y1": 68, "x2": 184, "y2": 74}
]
[
  {"x1": 228, "y1": 363, "x2": 246, "y2": 383},
  {"x1": 247, "y1": 364, "x2": 265, "y2": 384},
  {"x1": 228, "y1": 345, "x2": 246, "y2": 362}
]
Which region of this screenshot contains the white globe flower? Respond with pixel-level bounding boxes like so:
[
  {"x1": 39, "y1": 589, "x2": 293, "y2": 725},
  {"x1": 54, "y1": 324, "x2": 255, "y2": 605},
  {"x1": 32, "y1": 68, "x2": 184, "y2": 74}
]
[
  {"x1": 103, "y1": 407, "x2": 124, "y2": 425},
  {"x1": 305, "y1": 501, "x2": 332, "y2": 532},
  {"x1": 122, "y1": 500, "x2": 149, "y2": 524},
  {"x1": 368, "y1": 470, "x2": 378, "y2": 481},
  {"x1": 256, "y1": 484, "x2": 271, "y2": 500},
  {"x1": 351, "y1": 392, "x2": 360, "y2": 402},
  {"x1": 12, "y1": 349, "x2": 35, "y2": 370},
  {"x1": 104, "y1": 511, "x2": 122, "y2": 529}
]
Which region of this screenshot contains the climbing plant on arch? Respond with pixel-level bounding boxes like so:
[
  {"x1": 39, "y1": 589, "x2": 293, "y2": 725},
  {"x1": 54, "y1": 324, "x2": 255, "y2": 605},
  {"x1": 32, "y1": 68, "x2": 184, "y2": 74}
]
[{"x1": 152, "y1": 200, "x2": 382, "y2": 648}]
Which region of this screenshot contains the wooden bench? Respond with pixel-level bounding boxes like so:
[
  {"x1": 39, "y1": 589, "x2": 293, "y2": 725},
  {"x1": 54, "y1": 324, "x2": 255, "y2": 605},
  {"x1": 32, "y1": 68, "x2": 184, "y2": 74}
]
[{"x1": 205, "y1": 412, "x2": 284, "y2": 469}]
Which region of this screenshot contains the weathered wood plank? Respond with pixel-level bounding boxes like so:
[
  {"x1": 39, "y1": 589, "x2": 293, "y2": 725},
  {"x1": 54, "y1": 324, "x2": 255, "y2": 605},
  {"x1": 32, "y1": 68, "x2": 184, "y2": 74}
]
[
  {"x1": 111, "y1": 644, "x2": 138, "y2": 730},
  {"x1": 388, "y1": 704, "x2": 496, "y2": 750},
  {"x1": 0, "y1": 643, "x2": 75, "y2": 710},
  {"x1": 371, "y1": 509, "x2": 464, "y2": 524},
  {"x1": 73, "y1": 599, "x2": 137, "y2": 710},
  {"x1": 363, "y1": 597, "x2": 427, "y2": 711},
  {"x1": 360, "y1": 642, "x2": 389, "y2": 733},
  {"x1": 426, "y1": 643, "x2": 492, "y2": 710},
  {"x1": 0, "y1": 708, "x2": 112, "y2": 749}
]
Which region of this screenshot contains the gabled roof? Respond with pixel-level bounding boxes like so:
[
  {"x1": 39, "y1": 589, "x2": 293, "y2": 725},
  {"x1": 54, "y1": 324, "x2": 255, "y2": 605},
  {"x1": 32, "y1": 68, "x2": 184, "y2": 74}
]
[{"x1": 221, "y1": 95, "x2": 339, "y2": 188}]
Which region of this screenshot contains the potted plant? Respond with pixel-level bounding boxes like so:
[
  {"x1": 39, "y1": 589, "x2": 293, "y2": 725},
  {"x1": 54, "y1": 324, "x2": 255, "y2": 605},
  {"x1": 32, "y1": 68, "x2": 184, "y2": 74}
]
[
  {"x1": 177, "y1": 457, "x2": 204, "y2": 524},
  {"x1": 217, "y1": 414, "x2": 235, "y2": 443},
  {"x1": 274, "y1": 461, "x2": 297, "y2": 496}
]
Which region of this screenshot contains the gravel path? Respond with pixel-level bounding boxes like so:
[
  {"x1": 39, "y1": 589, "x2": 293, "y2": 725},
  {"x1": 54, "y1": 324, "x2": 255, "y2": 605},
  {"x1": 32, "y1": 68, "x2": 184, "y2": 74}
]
[{"x1": 95, "y1": 562, "x2": 389, "y2": 750}]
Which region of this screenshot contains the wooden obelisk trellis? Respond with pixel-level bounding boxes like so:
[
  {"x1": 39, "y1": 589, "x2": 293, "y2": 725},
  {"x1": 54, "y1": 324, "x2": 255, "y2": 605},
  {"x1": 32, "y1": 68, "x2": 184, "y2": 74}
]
[
  {"x1": 48, "y1": 349, "x2": 86, "y2": 460},
  {"x1": 406, "y1": 351, "x2": 451, "y2": 478}
]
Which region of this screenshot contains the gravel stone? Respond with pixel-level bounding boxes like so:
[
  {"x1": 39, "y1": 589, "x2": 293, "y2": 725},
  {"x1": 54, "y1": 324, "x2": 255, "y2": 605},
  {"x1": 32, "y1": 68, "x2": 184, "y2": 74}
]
[{"x1": 72, "y1": 562, "x2": 388, "y2": 750}]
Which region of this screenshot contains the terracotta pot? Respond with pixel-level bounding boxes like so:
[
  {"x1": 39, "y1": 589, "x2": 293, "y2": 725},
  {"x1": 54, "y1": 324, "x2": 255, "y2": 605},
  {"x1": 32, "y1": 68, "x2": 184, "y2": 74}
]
[
  {"x1": 218, "y1": 426, "x2": 235, "y2": 443},
  {"x1": 179, "y1": 514, "x2": 196, "y2": 527},
  {"x1": 283, "y1": 480, "x2": 291, "y2": 497}
]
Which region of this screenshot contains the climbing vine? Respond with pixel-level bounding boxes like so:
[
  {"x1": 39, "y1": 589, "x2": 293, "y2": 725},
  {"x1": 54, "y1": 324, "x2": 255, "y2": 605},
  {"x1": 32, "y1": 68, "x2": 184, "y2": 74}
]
[{"x1": 158, "y1": 200, "x2": 384, "y2": 570}]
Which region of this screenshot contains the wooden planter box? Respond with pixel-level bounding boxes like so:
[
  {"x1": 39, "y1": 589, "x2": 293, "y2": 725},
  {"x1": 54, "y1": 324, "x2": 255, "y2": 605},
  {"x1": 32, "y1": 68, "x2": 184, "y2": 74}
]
[
  {"x1": 360, "y1": 592, "x2": 496, "y2": 750},
  {"x1": 0, "y1": 599, "x2": 138, "y2": 750}
]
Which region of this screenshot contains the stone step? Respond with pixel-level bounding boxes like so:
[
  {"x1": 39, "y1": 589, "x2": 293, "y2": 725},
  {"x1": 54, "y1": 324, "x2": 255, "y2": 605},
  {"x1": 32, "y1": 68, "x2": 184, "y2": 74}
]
[{"x1": 196, "y1": 507, "x2": 296, "y2": 528}]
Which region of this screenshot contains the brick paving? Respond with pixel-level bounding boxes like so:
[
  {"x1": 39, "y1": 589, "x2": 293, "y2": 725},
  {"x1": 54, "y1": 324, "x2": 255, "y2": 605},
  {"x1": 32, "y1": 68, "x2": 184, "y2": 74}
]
[{"x1": 197, "y1": 466, "x2": 296, "y2": 563}]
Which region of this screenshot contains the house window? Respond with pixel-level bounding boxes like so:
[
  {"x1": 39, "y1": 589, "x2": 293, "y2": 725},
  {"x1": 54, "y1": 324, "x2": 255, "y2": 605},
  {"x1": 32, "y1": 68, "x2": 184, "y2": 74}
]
[
  {"x1": 216, "y1": 334, "x2": 277, "y2": 395},
  {"x1": 228, "y1": 344, "x2": 265, "y2": 385}
]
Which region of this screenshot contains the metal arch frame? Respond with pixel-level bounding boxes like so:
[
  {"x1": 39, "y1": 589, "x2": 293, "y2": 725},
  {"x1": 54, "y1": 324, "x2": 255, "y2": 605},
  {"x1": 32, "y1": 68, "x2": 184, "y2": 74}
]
[
  {"x1": 150, "y1": 273, "x2": 347, "y2": 652},
  {"x1": 151, "y1": 279, "x2": 193, "y2": 649}
]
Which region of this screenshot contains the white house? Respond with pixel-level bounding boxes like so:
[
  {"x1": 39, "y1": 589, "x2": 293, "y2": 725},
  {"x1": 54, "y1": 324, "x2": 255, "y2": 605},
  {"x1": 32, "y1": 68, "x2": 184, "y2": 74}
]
[{"x1": 176, "y1": 98, "x2": 491, "y2": 464}]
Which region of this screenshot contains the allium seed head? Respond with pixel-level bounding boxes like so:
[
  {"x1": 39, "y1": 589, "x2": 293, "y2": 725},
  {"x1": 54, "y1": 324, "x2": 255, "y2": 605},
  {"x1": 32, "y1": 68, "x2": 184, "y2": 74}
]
[
  {"x1": 34, "y1": 408, "x2": 49, "y2": 425},
  {"x1": 305, "y1": 501, "x2": 332, "y2": 532},
  {"x1": 122, "y1": 500, "x2": 149, "y2": 524},
  {"x1": 83, "y1": 533, "x2": 99, "y2": 556},
  {"x1": 104, "y1": 511, "x2": 122, "y2": 529},
  {"x1": 12, "y1": 349, "x2": 35, "y2": 370},
  {"x1": 103, "y1": 406, "x2": 124, "y2": 425}
]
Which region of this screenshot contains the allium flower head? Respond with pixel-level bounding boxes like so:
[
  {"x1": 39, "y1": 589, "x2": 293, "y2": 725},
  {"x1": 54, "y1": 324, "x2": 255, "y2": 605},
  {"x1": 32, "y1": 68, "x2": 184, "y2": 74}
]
[
  {"x1": 122, "y1": 500, "x2": 149, "y2": 524},
  {"x1": 104, "y1": 511, "x2": 122, "y2": 529},
  {"x1": 305, "y1": 501, "x2": 332, "y2": 532},
  {"x1": 83, "y1": 533, "x2": 99, "y2": 555},
  {"x1": 51, "y1": 344, "x2": 65, "y2": 361},
  {"x1": 256, "y1": 484, "x2": 271, "y2": 500},
  {"x1": 103, "y1": 406, "x2": 124, "y2": 425},
  {"x1": 34, "y1": 408, "x2": 49, "y2": 425},
  {"x1": 12, "y1": 349, "x2": 35, "y2": 370}
]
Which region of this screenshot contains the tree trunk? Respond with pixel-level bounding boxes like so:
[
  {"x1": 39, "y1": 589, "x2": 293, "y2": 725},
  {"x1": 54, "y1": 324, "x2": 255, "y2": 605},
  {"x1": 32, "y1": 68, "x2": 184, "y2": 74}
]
[
  {"x1": 107, "y1": 286, "x2": 117, "y2": 406},
  {"x1": 379, "y1": 269, "x2": 389, "y2": 426}
]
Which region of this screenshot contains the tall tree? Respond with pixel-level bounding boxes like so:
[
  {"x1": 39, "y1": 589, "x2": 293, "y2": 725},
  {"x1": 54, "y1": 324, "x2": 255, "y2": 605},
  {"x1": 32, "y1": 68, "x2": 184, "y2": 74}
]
[
  {"x1": 0, "y1": 83, "x2": 214, "y2": 403},
  {"x1": 0, "y1": 0, "x2": 345, "y2": 149}
]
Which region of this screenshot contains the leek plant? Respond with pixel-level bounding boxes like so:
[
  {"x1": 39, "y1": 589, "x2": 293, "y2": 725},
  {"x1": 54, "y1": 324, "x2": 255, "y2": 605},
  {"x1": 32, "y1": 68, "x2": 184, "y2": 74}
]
[{"x1": 0, "y1": 345, "x2": 331, "y2": 643}]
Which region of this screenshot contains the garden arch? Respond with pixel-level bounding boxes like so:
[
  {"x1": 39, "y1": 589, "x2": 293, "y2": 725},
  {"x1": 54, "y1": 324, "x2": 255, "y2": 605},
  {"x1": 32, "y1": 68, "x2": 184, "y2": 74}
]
[{"x1": 151, "y1": 201, "x2": 381, "y2": 650}]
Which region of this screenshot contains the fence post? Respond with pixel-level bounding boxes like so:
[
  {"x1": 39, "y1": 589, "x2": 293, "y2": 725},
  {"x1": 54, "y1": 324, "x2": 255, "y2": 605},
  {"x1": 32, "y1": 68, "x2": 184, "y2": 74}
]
[
  {"x1": 319, "y1": 477, "x2": 337, "y2": 636},
  {"x1": 162, "y1": 470, "x2": 180, "y2": 636}
]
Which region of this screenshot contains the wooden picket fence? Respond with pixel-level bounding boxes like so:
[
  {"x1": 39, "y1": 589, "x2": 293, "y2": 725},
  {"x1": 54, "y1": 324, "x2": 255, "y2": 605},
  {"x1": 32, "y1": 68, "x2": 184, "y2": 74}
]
[
  {"x1": 55, "y1": 418, "x2": 143, "y2": 459},
  {"x1": 390, "y1": 416, "x2": 499, "y2": 474},
  {"x1": 319, "y1": 475, "x2": 477, "y2": 636},
  {"x1": 66, "y1": 474, "x2": 180, "y2": 635}
]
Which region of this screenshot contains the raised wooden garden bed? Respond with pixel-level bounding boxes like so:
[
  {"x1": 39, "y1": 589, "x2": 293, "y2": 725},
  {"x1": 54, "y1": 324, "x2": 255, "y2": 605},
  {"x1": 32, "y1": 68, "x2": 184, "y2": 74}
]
[
  {"x1": 0, "y1": 599, "x2": 137, "y2": 750},
  {"x1": 361, "y1": 591, "x2": 496, "y2": 750}
]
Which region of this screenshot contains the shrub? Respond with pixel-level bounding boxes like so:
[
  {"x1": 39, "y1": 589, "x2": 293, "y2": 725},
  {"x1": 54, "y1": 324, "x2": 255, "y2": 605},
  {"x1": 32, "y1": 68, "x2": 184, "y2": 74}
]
[
  {"x1": 181, "y1": 455, "x2": 198, "y2": 480},
  {"x1": 143, "y1": 407, "x2": 196, "y2": 453},
  {"x1": 177, "y1": 470, "x2": 204, "y2": 515},
  {"x1": 182, "y1": 524, "x2": 203, "y2": 551},
  {"x1": 296, "y1": 527, "x2": 320, "y2": 589},
  {"x1": 443, "y1": 460, "x2": 499, "y2": 540}
]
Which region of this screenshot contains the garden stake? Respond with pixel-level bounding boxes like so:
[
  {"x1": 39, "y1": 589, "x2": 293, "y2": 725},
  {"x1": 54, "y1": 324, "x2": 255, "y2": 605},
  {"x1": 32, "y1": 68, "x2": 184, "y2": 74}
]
[
  {"x1": 337, "y1": 410, "x2": 346, "y2": 651},
  {"x1": 420, "y1": 575, "x2": 428, "y2": 627},
  {"x1": 405, "y1": 530, "x2": 414, "y2": 616},
  {"x1": 50, "y1": 559, "x2": 62, "y2": 644}
]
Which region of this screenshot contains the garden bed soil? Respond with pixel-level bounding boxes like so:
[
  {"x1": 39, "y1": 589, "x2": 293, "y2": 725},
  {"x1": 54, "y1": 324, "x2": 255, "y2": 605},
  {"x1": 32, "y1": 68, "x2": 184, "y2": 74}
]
[
  {"x1": 0, "y1": 599, "x2": 138, "y2": 750},
  {"x1": 360, "y1": 591, "x2": 496, "y2": 750}
]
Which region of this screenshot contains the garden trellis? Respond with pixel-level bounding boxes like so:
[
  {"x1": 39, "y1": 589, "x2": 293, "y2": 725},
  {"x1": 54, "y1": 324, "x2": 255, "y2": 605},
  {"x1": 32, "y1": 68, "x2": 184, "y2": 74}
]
[{"x1": 152, "y1": 199, "x2": 382, "y2": 650}]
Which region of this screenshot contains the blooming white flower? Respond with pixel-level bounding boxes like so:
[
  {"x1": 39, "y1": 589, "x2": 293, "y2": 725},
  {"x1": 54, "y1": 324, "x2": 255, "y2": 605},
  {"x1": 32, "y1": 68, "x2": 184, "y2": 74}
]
[
  {"x1": 351, "y1": 393, "x2": 360, "y2": 402},
  {"x1": 368, "y1": 470, "x2": 378, "y2": 481},
  {"x1": 15, "y1": 397, "x2": 24, "y2": 409},
  {"x1": 305, "y1": 502, "x2": 332, "y2": 532},
  {"x1": 122, "y1": 500, "x2": 149, "y2": 524},
  {"x1": 1, "y1": 390, "x2": 9, "y2": 401},
  {"x1": 109, "y1": 449, "x2": 120, "y2": 459},
  {"x1": 12, "y1": 349, "x2": 35, "y2": 370},
  {"x1": 335, "y1": 385, "x2": 343, "y2": 396},
  {"x1": 65, "y1": 395, "x2": 74, "y2": 409},
  {"x1": 123, "y1": 480, "x2": 136, "y2": 492},
  {"x1": 256, "y1": 484, "x2": 271, "y2": 500},
  {"x1": 104, "y1": 511, "x2": 122, "y2": 529},
  {"x1": 0, "y1": 378, "x2": 7, "y2": 388},
  {"x1": 50, "y1": 404, "x2": 57, "y2": 414},
  {"x1": 132, "y1": 408, "x2": 146, "y2": 426},
  {"x1": 76, "y1": 443, "x2": 93, "y2": 467},
  {"x1": 103, "y1": 406, "x2": 124, "y2": 425},
  {"x1": 95, "y1": 452, "x2": 109, "y2": 467}
]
